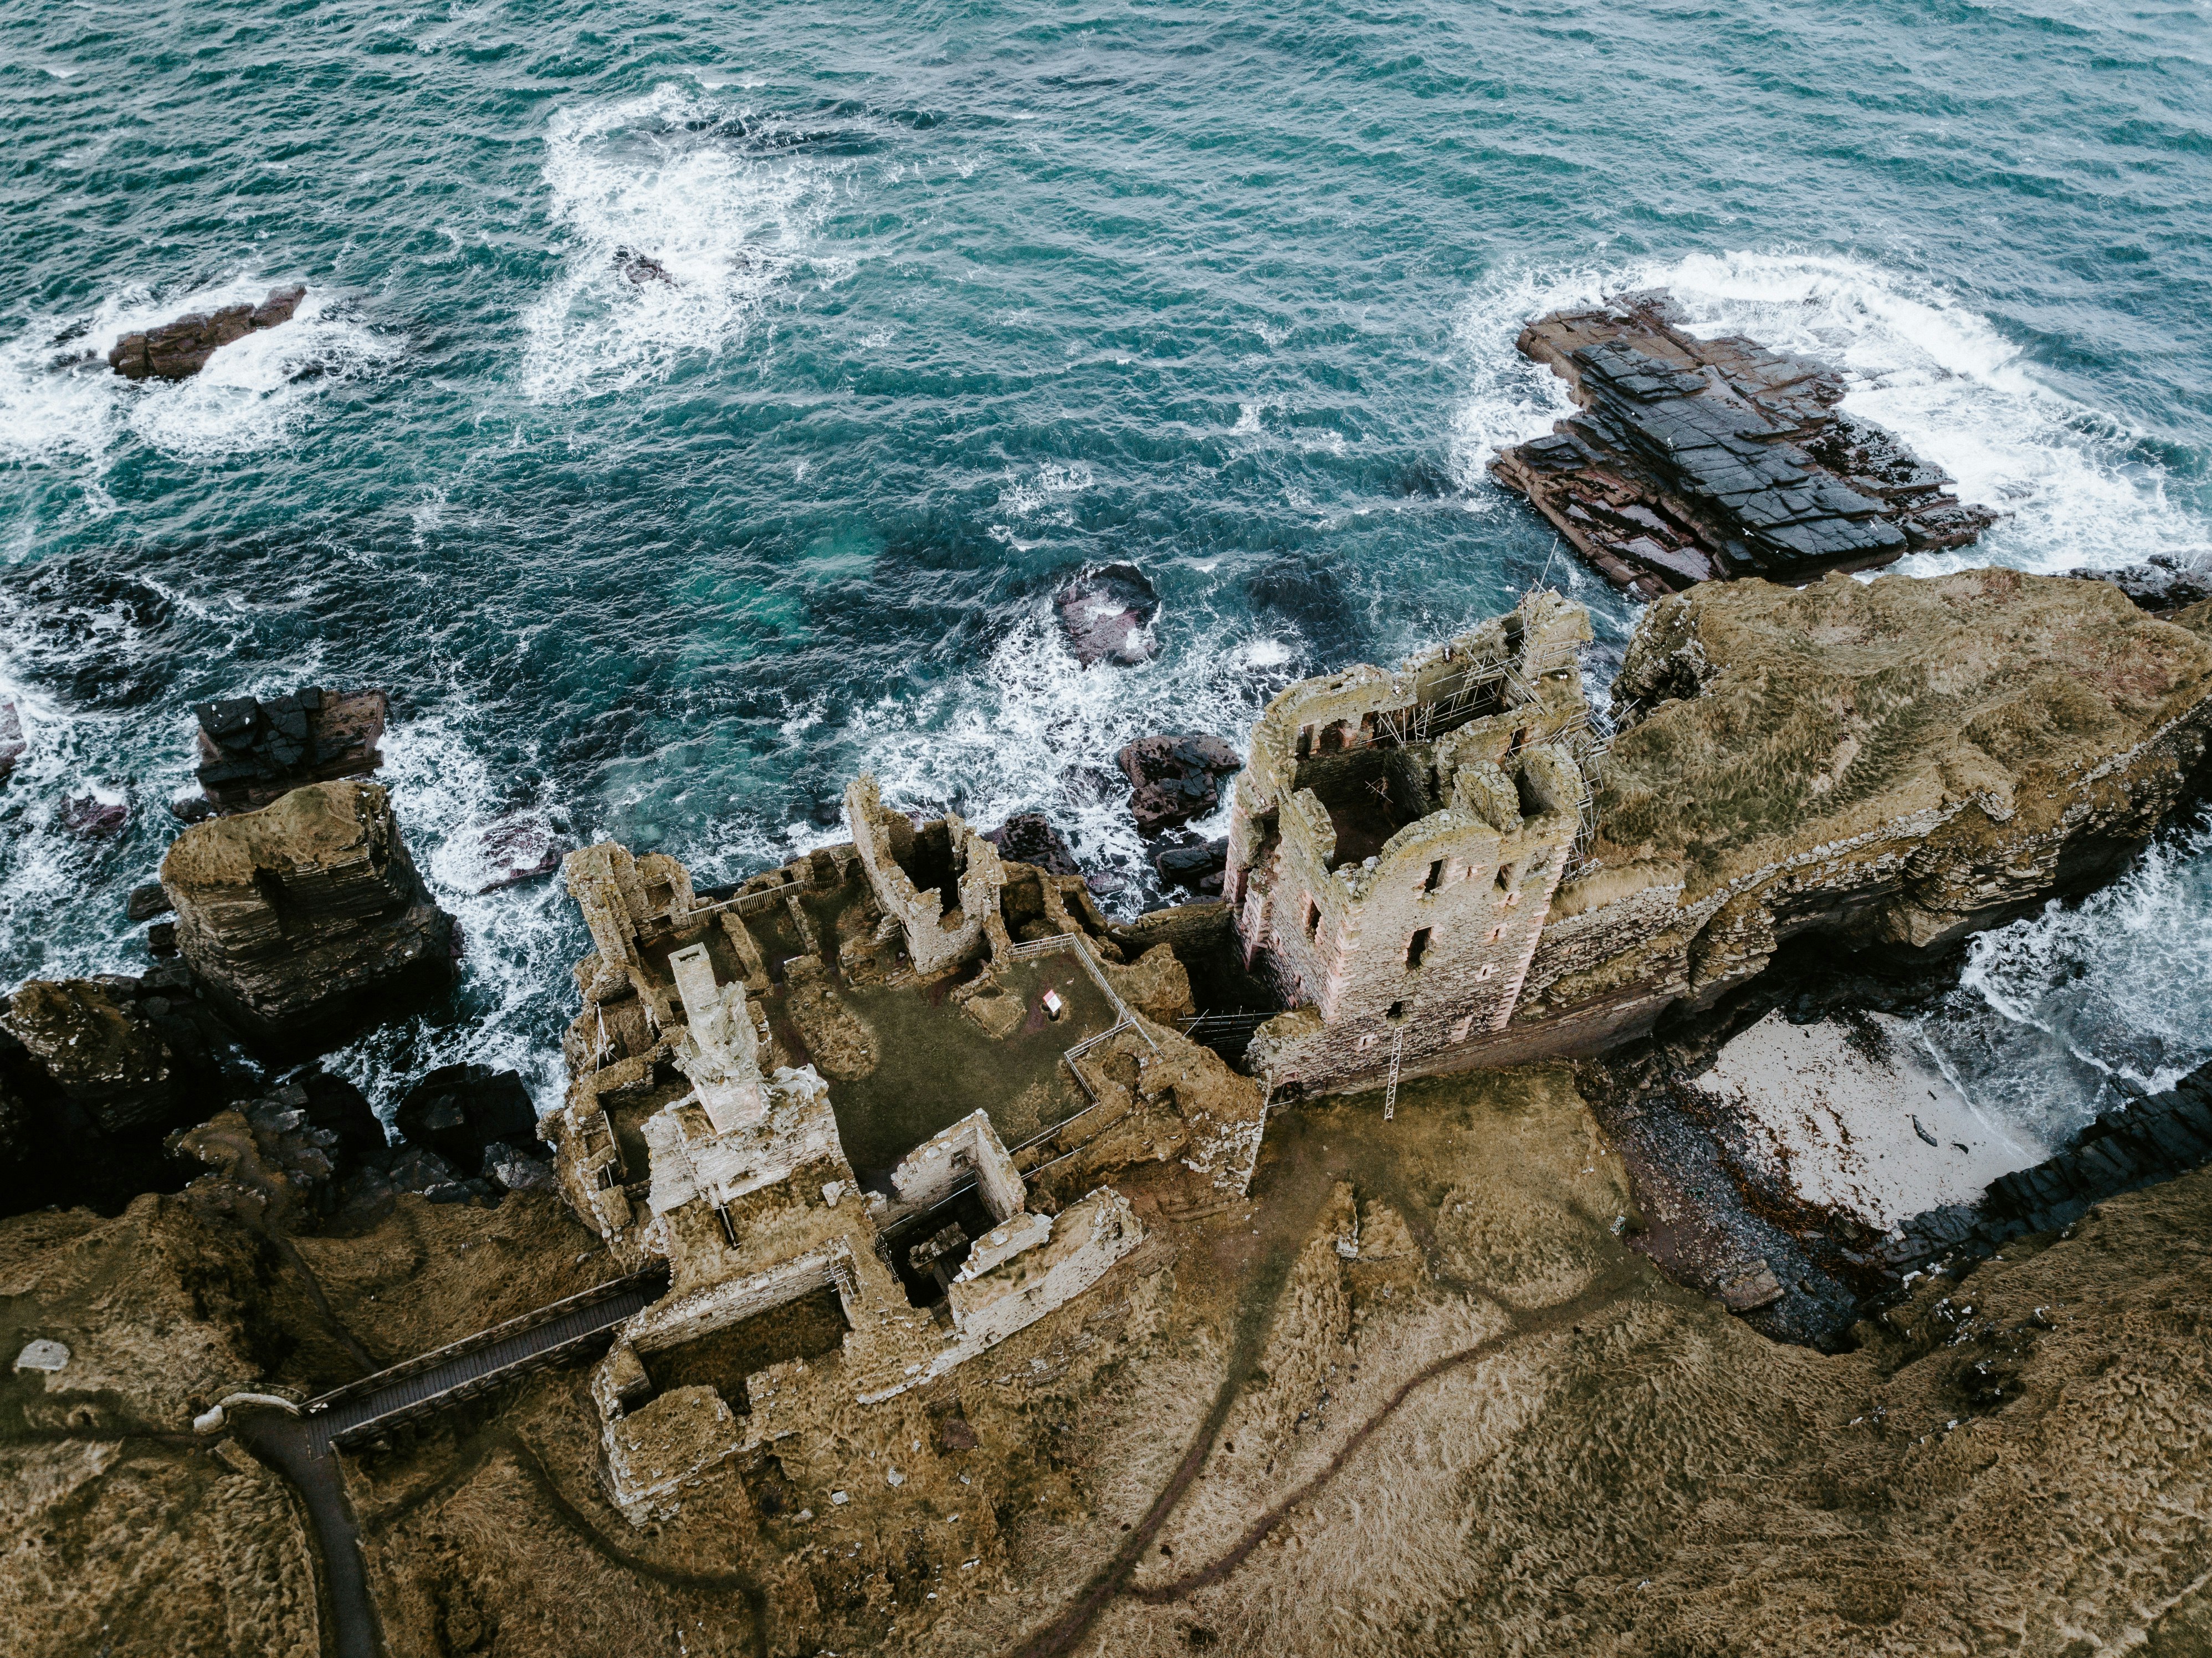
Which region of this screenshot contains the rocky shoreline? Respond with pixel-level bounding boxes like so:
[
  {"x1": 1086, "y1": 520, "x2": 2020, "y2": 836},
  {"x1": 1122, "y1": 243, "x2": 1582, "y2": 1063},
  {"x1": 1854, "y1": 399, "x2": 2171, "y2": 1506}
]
[{"x1": 6, "y1": 309, "x2": 2212, "y2": 1649}]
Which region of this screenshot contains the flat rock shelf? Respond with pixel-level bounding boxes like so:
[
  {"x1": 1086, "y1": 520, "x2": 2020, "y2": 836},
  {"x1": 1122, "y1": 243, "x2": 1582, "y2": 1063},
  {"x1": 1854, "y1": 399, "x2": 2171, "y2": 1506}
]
[{"x1": 1492, "y1": 292, "x2": 1998, "y2": 598}]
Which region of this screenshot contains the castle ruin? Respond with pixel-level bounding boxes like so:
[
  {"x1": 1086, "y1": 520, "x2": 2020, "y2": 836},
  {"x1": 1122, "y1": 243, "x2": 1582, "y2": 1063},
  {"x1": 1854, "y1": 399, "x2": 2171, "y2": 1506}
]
[
  {"x1": 1232, "y1": 590, "x2": 1598, "y2": 1098},
  {"x1": 545, "y1": 786, "x2": 1263, "y2": 1523}
]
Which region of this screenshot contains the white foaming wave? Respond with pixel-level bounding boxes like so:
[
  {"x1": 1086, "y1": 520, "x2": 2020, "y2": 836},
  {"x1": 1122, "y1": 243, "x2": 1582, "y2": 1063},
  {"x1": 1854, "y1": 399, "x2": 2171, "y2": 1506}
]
[
  {"x1": 1909, "y1": 818, "x2": 2212, "y2": 1142},
  {"x1": 320, "y1": 706, "x2": 575, "y2": 1123},
  {"x1": 994, "y1": 462, "x2": 1092, "y2": 523},
  {"x1": 126, "y1": 289, "x2": 398, "y2": 460},
  {"x1": 0, "y1": 280, "x2": 392, "y2": 473},
  {"x1": 1447, "y1": 264, "x2": 1602, "y2": 502},
  {"x1": 1451, "y1": 249, "x2": 2210, "y2": 571},
  {"x1": 828, "y1": 610, "x2": 1305, "y2": 908},
  {"x1": 521, "y1": 84, "x2": 848, "y2": 400}
]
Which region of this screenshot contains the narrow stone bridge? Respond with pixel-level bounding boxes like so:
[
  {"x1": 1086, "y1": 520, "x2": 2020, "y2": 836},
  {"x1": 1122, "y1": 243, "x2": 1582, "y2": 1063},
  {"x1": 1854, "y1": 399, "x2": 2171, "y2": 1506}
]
[{"x1": 227, "y1": 1269, "x2": 665, "y2": 1658}]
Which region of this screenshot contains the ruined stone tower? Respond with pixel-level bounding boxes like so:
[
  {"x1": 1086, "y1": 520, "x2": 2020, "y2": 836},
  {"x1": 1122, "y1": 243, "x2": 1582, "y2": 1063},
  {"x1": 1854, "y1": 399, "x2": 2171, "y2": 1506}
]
[{"x1": 1230, "y1": 590, "x2": 1595, "y2": 1098}]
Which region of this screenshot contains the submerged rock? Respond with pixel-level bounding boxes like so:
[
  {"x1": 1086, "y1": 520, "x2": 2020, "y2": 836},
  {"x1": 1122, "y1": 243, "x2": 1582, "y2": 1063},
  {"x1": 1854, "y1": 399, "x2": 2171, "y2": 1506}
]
[
  {"x1": 468, "y1": 812, "x2": 571, "y2": 893},
  {"x1": 160, "y1": 780, "x2": 458, "y2": 1058},
  {"x1": 1056, "y1": 563, "x2": 1160, "y2": 667},
  {"x1": 0, "y1": 701, "x2": 22, "y2": 784},
  {"x1": 190, "y1": 685, "x2": 387, "y2": 816},
  {"x1": 107, "y1": 284, "x2": 306, "y2": 382},
  {"x1": 57, "y1": 790, "x2": 127, "y2": 838},
  {"x1": 1117, "y1": 734, "x2": 1240, "y2": 836},
  {"x1": 616, "y1": 249, "x2": 674, "y2": 285},
  {"x1": 1492, "y1": 293, "x2": 1997, "y2": 597}
]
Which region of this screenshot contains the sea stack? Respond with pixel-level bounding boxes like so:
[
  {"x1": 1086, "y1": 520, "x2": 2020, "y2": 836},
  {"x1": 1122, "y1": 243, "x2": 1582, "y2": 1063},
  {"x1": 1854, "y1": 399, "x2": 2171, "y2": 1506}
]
[{"x1": 160, "y1": 780, "x2": 457, "y2": 1058}]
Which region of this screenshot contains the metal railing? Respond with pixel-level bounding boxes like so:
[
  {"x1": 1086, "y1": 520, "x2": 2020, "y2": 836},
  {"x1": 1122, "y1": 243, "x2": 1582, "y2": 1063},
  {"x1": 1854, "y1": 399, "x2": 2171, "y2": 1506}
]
[{"x1": 1005, "y1": 932, "x2": 1159, "y2": 1055}]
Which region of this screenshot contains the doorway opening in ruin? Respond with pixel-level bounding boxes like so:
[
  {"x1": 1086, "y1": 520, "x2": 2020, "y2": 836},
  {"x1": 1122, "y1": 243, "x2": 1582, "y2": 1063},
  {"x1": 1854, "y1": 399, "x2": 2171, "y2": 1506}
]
[
  {"x1": 1495, "y1": 862, "x2": 1516, "y2": 893},
  {"x1": 1386, "y1": 1000, "x2": 1406, "y2": 1022},
  {"x1": 1424, "y1": 858, "x2": 1446, "y2": 893},
  {"x1": 1406, "y1": 928, "x2": 1431, "y2": 969},
  {"x1": 1305, "y1": 902, "x2": 1321, "y2": 940}
]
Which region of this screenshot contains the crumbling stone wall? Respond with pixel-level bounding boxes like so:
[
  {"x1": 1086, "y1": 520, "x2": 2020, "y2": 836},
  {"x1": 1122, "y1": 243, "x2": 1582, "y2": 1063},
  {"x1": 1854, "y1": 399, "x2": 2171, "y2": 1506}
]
[
  {"x1": 889, "y1": 1108, "x2": 1026, "y2": 1224},
  {"x1": 844, "y1": 774, "x2": 1006, "y2": 978}
]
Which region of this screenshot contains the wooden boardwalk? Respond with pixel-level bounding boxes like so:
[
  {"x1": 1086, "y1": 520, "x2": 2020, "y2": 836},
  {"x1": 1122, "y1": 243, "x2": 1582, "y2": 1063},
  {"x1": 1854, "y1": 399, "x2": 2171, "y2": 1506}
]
[
  {"x1": 303, "y1": 1271, "x2": 664, "y2": 1452},
  {"x1": 231, "y1": 1268, "x2": 666, "y2": 1658}
]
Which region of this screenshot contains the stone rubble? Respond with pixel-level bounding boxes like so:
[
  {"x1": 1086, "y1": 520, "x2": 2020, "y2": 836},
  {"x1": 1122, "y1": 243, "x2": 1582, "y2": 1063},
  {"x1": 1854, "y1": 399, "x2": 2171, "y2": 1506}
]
[{"x1": 1054, "y1": 563, "x2": 1159, "y2": 667}]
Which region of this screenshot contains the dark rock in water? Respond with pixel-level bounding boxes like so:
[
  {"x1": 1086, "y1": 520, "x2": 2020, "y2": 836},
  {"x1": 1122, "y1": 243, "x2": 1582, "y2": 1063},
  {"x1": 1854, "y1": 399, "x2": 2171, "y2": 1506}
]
[
  {"x1": 145, "y1": 920, "x2": 179, "y2": 958},
  {"x1": 470, "y1": 812, "x2": 570, "y2": 893},
  {"x1": 482, "y1": 1139, "x2": 556, "y2": 1193},
  {"x1": 982, "y1": 811, "x2": 1082, "y2": 877},
  {"x1": 160, "y1": 780, "x2": 458, "y2": 1059},
  {"x1": 1492, "y1": 292, "x2": 1998, "y2": 598},
  {"x1": 192, "y1": 685, "x2": 387, "y2": 815},
  {"x1": 58, "y1": 791, "x2": 127, "y2": 838},
  {"x1": 1058, "y1": 760, "x2": 1127, "y2": 812},
  {"x1": 0, "y1": 701, "x2": 23, "y2": 783},
  {"x1": 126, "y1": 882, "x2": 172, "y2": 923},
  {"x1": 1056, "y1": 563, "x2": 1160, "y2": 667},
  {"x1": 1155, "y1": 836, "x2": 1228, "y2": 895},
  {"x1": 1117, "y1": 734, "x2": 1240, "y2": 836},
  {"x1": 2063, "y1": 555, "x2": 2212, "y2": 615},
  {"x1": 170, "y1": 793, "x2": 217, "y2": 823},
  {"x1": 107, "y1": 284, "x2": 306, "y2": 381},
  {"x1": 395, "y1": 1063, "x2": 537, "y2": 1174},
  {"x1": 616, "y1": 249, "x2": 675, "y2": 286}
]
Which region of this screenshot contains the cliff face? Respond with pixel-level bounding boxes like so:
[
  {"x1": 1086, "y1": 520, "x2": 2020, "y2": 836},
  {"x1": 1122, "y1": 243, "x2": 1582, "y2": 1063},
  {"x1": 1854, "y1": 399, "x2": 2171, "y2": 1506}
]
[
  {"x1": 161, "y1": 781, "x2": 456, "y2": 1058},
  {"x1": 1515, "y1": 569, "x2": 2212, "y2": 1046}
]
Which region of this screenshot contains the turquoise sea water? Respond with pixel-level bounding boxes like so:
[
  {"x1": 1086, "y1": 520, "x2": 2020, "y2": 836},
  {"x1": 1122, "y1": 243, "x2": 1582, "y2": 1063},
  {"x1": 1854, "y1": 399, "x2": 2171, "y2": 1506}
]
[{"x1": 3, "y1": 0, "x2": 2208, "y2": 1132}]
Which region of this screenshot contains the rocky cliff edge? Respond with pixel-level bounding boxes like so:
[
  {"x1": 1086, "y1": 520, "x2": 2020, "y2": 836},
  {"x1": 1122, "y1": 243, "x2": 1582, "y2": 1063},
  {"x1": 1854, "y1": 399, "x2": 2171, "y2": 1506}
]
[{"x1": 1523, "y1": 569, "x2": 2212, "y2": 1033}]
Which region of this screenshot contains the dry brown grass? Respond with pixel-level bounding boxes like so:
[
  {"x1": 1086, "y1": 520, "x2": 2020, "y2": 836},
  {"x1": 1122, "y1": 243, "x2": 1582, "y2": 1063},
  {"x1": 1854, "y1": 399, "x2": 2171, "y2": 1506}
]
[{"x1": 3, "y1": 1062, "x2": 2208, "y2": 1657}]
